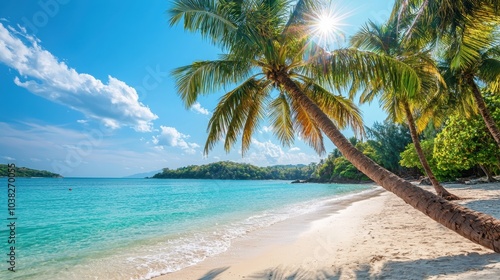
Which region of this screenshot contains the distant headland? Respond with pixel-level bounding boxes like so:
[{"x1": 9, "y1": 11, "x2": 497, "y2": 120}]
[{"x1": 0, "y1": 164, "x2": 62, "y2": 178}]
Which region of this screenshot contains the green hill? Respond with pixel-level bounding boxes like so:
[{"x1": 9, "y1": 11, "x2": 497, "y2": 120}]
[
  {"x1": 152, "y1": 161, "x2": 315, "y2": 180},
  {"x1": 0, "y1": 164, "x2": 62, "y2": 178}
]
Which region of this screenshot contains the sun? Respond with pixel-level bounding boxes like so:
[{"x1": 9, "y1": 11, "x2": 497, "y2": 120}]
[
  {"x1": 308, "y1": 3, "x2": 351, "y2": 50},
  {"x1": 315, "y1": 12, "x2": 340, "y2": 37}
]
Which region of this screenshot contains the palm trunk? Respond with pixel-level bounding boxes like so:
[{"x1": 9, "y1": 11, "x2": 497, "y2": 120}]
[
  {"x1": 469, "y1": 78, "x2": 500, "y2": 148},
  {"x1": 402, "y1": 101, "x2": 460, "y2": 200},
  {"x1": 277, "y1": 73, "x2": 500, "y2": 253}
]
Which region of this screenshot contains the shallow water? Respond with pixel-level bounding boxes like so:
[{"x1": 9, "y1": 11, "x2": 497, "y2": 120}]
[{"x1": 0, "y1": 178, "x2": 374, "y2": 279}]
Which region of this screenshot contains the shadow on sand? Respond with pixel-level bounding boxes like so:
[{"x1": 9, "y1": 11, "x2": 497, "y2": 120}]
[
  {"x1": 374, "y1": 252, "x2": 499, "y2": 279},
  {"x1": 194, "y1": 252, "x2": 499, "y2": 280},
  {"x1": 462, "y1": 199, "x2": 500, "y2": 219},
  {"x1": 247, "y1": 265, "x2": 340, "y2": 280},
  {"x1": 198, "y1": 267, "x2": 230, "y2": 280}
]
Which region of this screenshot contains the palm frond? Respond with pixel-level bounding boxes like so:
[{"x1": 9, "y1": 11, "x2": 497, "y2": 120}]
[
  {"x1": 447, "y1": 23, "x2": 495, "y2": 70},
  {"x1": 414, "y1": 91, "x2": 449, "y2": 131},
  {"x1": 169, "y1": 0, "x2": 238, "y2": 48},
  {"x1": 439, "y1": 63, "x2": 479, "y2": 118},
  {"x1": 289, "y1": 92, "x2": 325, "y2": 155},
  {"x1": 350, "y1": 21, "x2": 391, "y2": 54},
  {"x1": 299, "y1": 81, "x2": 365, "y2": 137},
  {"x1": 269, "y1": 93, "x2": 295, "y2": 147},
  {"x1": 241, "y1": 82, "x2": 271, "y2": 155},
  {"x1": 479, "y1": 58, "x2": 500, "y2": 93},
  {"x1": 284, "y1": 0, "x2": 317, "y2": 31},
  {"x1": 324, "y1": 49, "x2": 421, "y2": 99},
  {"x1": 205, "y1": 78, "x2": 268, "y2": 154},
  {"x1": 172, "y1": 59, "x2": 252, "y2": 107}
]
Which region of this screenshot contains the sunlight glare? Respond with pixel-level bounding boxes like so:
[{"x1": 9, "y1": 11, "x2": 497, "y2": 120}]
[
  {"x1": 308, "y1": 2, "x2": 352, "y2": 50},
  {"x1": 316, "y1": 13, "x2": 339, "y2": 37}
]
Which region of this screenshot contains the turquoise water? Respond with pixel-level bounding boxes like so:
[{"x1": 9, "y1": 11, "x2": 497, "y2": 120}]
[{"x1": 0, "y1": 178, "x2": 374, "y2": 279}]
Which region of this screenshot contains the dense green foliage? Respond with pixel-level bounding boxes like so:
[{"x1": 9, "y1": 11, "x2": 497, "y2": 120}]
[
  {"x1": 311, "y1": 137, "x2": 370, "y2": 182},
  {"x1": 311, "y1": 122, "x2": 414, "y2": 182},
  {"x1": 0, "y1": 164, "x2": 62, "y2": 178},
  {"x1": 401, "y1": 94, "x2": 500, "y2": 180},
  {"x1": 152, "y1": 161, "x2": 316, "y2": 180},
  {"x1": 365, "y1": 121, "x2": 413, "y2": 174},
  {"x1": 433, "y1": 94, "x2": 500, "y2": 177},
  {"x1": 400, "y1": 139, "x2": 463, "y2": 181}
]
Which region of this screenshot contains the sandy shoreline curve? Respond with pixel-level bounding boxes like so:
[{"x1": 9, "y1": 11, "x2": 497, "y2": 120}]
[{"x1": 156, "y1": 183, "x2": 500, "y2": 280}]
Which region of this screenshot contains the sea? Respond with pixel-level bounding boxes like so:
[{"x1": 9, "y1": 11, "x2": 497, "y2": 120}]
[{"x1": 0, "y1": 178, "x2": 376, "y2": 280}]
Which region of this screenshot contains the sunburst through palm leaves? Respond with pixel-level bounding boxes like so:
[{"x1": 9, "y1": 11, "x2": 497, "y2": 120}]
[{"x1": 307, "y1": 1, "x2": 351, "y2": 49}]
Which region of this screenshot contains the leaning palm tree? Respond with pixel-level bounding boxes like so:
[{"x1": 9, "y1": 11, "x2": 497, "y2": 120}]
[
  {"x1": 169, "y1": 0, "x2": 500, "y2": 252},
  {"x1": 437, "y1": 40, "x2": 500, "y2": 148},
  {"x1": 350, "y1": 20, "x2": 459, "y2": 200},
  {"x1": 391, "y1": 0, "x2": 500, "y2": 147}
]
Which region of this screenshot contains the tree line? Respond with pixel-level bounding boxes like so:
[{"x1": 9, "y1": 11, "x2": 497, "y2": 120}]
[{"x1": 152, "y1": 161, "x2": 316, "y2": 180}]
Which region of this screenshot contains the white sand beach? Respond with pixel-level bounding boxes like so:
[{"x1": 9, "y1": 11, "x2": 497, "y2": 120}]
[{"x1": 157, "y1": 183, "x2": 500, "y2": 280}]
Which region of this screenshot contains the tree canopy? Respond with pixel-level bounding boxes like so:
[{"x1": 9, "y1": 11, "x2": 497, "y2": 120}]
[
  {"x1": 0, "y1": 164, "x2": 62, "y2": 178},
  {"x1": 433, "y1": 94, "x2": 500, "y2": 179},
  {"x1": 152, "y1": 161, "x2": 315, "y2": 180}
]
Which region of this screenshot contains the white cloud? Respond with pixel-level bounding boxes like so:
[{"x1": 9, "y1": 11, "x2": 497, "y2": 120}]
[
  {"x1": 0, "y1": 23, "x2": 158, "y2": 132},
  {"x1": 241, "y1": 138, "x2": 320, "y2": 166},
  {"x1": 250, "y1": 138, "x2": 284, "y2": 164},
  {"x1": 3, "y1": 156, "x2": 15, "y2": 161},
  {"x1": 289, "y1": 147, "x2": 301, "y2": 152},
  {"x1": 153, "y1": 126, "x2": 200, "y2": 155},
  {"x1": 260, "y1": 126, "x2": 272, "y2": 133},
  {"x1": 191, "y1": 102, "x2": 210, "y2": 115},
  {"x1": 77, "y1": 120, "x2": 88, "y2": 124},
  {"x1": 0, "y1": 122, "x2": 165, "y2": 176}
]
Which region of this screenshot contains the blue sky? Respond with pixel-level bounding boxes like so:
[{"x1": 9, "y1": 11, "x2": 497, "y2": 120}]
[{"x1": 0, "y1": 0, "x2": 394, "y2": 177}]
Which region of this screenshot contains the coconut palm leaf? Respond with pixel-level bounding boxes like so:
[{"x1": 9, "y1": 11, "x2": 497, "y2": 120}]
[
  {"x1": 298, "y1": 80, "x2": 365, "y2": 136},
  {"x1": 269, "y1": 93, "x2": 295, "y2": 147},
  {"x1": 478, "y1": 57, "x2": 500, "y2": 93},
  {"x1": 172, "y1": 59, "x2": 252, "y2": 107},
  {"x1": 324, "y1": 49, "x2": 421, "y2": 100},
  {"x1": 290, "y1": 93, "x2": 325, "y2": 154},
  {"x1": 169, "y1": 0, "x2": 238, "y2": 49},
  {"x1": 205, "y1": 78, "x2": 269, "y2": 154}
]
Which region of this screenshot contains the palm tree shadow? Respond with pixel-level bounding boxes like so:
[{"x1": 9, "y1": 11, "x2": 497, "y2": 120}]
[
  {"x1": 463, "y1": 199, "x2": 500, "y2": 219},
  {"x1": 198, "y1": 266, "x2": 230, "y2": 280},
  {"x1": 194, "y1": 253, "x2": 499, "y2": 280},
  {"x1": 247, "y1": 265, "x2": 341, "y2": 280},
  {"x1": 375, "y1": 252, "x2": 500, "y2": 279}
]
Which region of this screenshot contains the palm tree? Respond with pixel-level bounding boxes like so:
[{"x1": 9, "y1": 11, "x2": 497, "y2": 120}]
[
  {"x1": 391, "y1": 0, "x2": 500, "y2": 148},
  {"x1": 438, "y1": 42, "x2": 500, "y2": 148},
  {"x1": 169, "y1": 0, "x2": 500, "y2": 252},
  {"x1": 390, "y1": 0, "x2": 499, "y2": 42},
  {"x1": 350, "y1": 20, "x2": 459, "y2": 200}
]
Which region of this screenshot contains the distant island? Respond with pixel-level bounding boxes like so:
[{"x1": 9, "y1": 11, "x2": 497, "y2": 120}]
[
  {"x1": 151, "y1": 161, "x2": 315, "y2": 180},
  {"x1": 0, "y1": 164, "x2": 62, "y2": 178}
]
